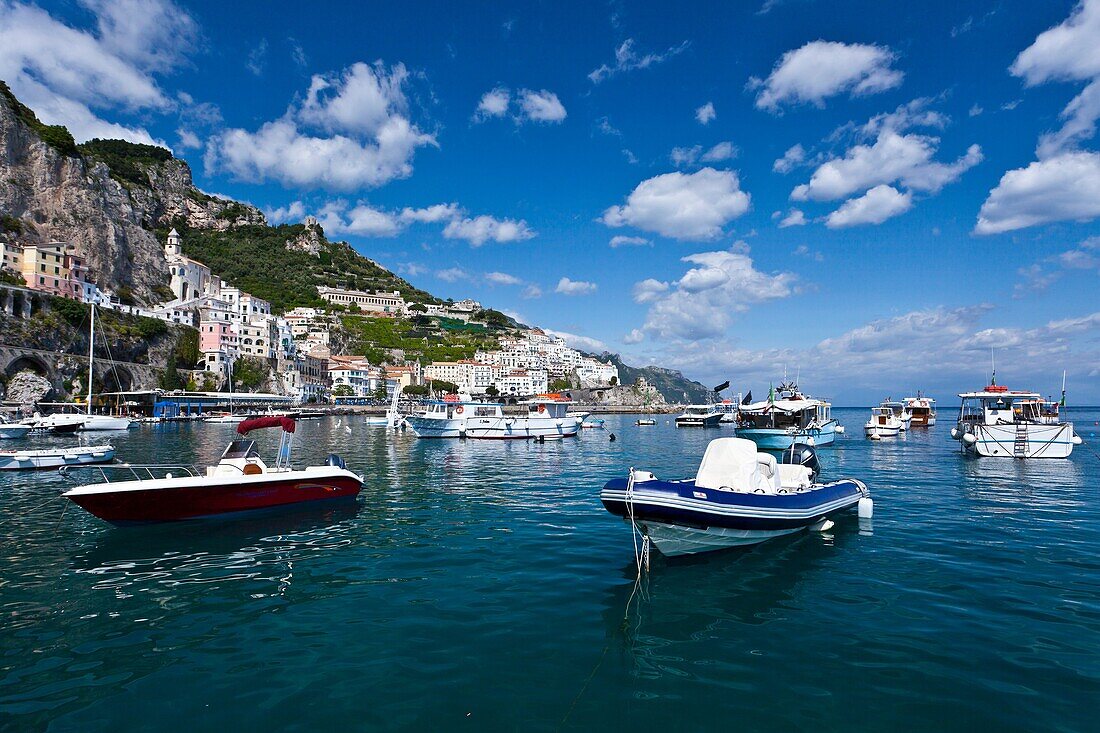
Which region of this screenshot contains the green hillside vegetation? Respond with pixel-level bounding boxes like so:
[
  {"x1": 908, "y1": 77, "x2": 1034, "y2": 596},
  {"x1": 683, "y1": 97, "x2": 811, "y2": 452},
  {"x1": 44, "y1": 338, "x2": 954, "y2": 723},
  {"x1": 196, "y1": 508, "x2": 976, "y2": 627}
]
[
  {"x1": 0, "y1": 80, "x2": 77, "y2": 156},
  {"x1": 341, "y1": 314, "x2": 505, "y2": 364},
  {"x1": 160, "y1": 224, "x2": 439, "y2": 313},
  {"x1": 78, "y1": 138, "x2": 173, "y2": 188}
]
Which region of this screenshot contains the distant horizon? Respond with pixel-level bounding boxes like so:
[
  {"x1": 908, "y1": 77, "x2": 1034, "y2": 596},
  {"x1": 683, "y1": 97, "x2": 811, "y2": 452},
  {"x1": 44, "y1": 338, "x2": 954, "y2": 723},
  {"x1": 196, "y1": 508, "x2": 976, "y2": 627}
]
[{"x1": 4, "y1": 0, "x2": 1098, "y2": 402}]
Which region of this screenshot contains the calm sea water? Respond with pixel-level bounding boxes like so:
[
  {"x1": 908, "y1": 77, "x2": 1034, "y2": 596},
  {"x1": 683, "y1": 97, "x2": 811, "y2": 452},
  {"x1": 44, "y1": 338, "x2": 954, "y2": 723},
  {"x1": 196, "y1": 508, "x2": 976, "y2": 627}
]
[{"x1": 2, "y1": 407, "x2": 1099, "y2": 732}]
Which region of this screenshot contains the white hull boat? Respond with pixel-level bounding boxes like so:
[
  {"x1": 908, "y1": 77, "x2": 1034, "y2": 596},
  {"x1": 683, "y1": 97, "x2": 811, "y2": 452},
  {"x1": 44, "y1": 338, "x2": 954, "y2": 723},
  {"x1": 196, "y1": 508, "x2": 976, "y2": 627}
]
[
  {"x1": 464, "y1": 399, "x2": 579, "y2": 440},
  {"x1": 0, "y1": 422, "x2": 31, "y2": 439},
  {"x1": 675, "y1": 405, "x2": 723, "y2": 427},
  {"x1": 864, "y1": 407, "x2": 902, "y2": 438},
  {"x1": 81, "y1": 415, "x2": 135, "y2": 431},
  {"x1": 205, "y1": 414, "x2": 248, "y2": 424},
  {"x1": 0, "y1": 444, "x2": 115, "y2": 471},
  {"x1": 952, "y1": 383, "x2": 1080, "y2": 458},
  {"x1": 880, "y1": 400, "x2": 912, "y2": 431}
]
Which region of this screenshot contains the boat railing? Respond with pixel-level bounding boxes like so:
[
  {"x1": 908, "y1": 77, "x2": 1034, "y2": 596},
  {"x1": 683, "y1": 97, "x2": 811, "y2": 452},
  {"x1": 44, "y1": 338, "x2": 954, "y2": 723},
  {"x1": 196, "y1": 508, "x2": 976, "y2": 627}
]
[{"x1": 58, "y1": 463, "x2": 201, "y2": 483}]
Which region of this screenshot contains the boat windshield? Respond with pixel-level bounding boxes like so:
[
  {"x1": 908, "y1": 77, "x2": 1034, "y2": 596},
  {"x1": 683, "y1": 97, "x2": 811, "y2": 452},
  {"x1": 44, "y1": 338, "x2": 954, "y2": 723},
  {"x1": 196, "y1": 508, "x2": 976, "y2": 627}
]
[{"x1": 221, "y1": 439, "x2": 258, "y2": 459}]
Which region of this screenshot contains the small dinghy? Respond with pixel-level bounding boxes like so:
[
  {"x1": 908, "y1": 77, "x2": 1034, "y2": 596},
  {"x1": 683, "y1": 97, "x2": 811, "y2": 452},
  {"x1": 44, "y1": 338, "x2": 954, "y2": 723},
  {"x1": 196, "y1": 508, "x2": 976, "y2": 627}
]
[
  {"x1": 635, "y1": 419, "x2": 657, "y2": 426},
  {"x1": 600, "y1": 437, "x2": 871, "y2": 556},
  {"x1": 0, "y1": 445, "x2": 115, "y2": 471}
]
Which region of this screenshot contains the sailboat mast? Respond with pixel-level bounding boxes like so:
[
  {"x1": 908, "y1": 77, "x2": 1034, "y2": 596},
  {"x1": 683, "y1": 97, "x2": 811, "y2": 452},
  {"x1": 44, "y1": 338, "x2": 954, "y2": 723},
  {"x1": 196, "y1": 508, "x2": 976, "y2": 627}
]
[{"x1": 86, "y1": 304, "x2": 95, "y2": 415}]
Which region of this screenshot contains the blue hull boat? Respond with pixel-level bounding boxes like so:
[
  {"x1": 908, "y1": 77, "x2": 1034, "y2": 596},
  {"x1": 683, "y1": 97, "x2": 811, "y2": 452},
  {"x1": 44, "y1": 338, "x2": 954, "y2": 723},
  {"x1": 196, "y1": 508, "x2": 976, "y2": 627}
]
[
  {"x1": 600, "y1": 438, "x2": 870, "y2": 556},
  {"x1": 735, "y1": 420, "x2": 838, "y2": 450}
]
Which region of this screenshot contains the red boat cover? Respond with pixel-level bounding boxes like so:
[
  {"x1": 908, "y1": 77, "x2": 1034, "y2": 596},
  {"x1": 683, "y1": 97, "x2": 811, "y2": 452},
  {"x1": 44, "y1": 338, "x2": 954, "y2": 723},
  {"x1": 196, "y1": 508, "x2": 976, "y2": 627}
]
[{"x1": 236, "y1": 416, "x2": 296, "y2": 435}]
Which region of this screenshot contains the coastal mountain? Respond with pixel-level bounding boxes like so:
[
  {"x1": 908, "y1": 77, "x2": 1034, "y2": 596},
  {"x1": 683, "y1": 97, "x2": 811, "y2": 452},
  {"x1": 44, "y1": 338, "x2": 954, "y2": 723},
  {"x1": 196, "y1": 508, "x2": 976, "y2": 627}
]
[{"x1": 0, "y1": 82, "x2": 707, "y2": 403}]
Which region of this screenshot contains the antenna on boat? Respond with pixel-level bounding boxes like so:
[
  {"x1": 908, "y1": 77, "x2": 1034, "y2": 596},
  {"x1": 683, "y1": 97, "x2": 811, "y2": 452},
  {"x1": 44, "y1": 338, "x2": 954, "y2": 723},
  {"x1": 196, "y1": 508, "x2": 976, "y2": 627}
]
[
  {"x1": 990, "y1": 348, "x2": 996, "y2": 386},
  {"x1": 1061, "y1": 370, "x2": 1067, "y2": 408}
]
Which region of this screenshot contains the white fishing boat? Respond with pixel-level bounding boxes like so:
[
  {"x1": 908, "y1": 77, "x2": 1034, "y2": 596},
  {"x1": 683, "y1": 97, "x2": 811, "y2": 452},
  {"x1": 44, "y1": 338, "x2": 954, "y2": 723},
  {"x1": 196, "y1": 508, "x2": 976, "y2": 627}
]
[
  {"x1": 407, "y1": 399, "x2": 490, "y2": 438},
  {"x1": 864, "y1": 407, "x2": 902, "y2": 438},
  {"x1": 464, "y1": 398, "x2": 579, "y2": 440},
  {"x1": 21, "y1": 412, "x2": 87, "y2": 433},
  {"x1": 636, "y1": 418, "x2": 657, "y2": 426},
  {"x1": 0, "y1": 444, "x2": 115, "y2": 471},
  {"x1": 713, "y1": 400, "x2": 739, "y2": 423},
  {"x1": 80, "y1": 305, "x2": 135, "y2": 431},
  {"x1": 204, "y1": 353, "x2": 245, "y2": 424},
  {"x1": 880, "y1": 399, "x2": 912, "y2": 431},
  {"x1": 951, "y1": 382, "x2": 1080, "y2": 458},
  {"x1": 567, "y1": 410, "x2": 591, "y2": 427},
  {"x1": 903, "y1": 394, "x2": 937, "y2": 427},
  {"x1": 675, "y1": 405, "x2": 723, "y2": 428},
  {"x1": 0, "y1": 417, "x2": 31, "y2": 439}
]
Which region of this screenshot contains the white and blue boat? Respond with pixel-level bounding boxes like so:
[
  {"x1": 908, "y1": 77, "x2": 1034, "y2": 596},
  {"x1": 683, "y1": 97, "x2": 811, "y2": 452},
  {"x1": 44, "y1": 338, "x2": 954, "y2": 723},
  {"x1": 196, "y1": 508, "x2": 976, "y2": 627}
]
[
  {"x1": 600, "y1": 438, "x2": 870, "y2": 556},
  {"x1": 734, "y1": 382, "x2": 839, "y2": 450}
]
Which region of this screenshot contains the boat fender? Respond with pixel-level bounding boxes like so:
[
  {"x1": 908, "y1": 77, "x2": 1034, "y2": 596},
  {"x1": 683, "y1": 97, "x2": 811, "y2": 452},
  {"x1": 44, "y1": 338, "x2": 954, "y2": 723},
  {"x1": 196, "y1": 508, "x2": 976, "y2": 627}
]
[
  {"x1": 835, "y1": 425, "x2": 845, "y2": 434},
  {"x1": 326, "y1": 454, "x2": 347, "y2": 469},
  {"x1": 609, "y1": 433, "x2": 616, "y2": 442},
  {"x1": 962, "y1": 433, "x2": 978, "y2": 445},
  {"x1": 858, "y1": 497, "x2": 874, "y2": 519},
  {"x1": 1071, "y1": 434, "x2": 1083, "y2": 445},
  {"x1": 950, "y1": 428, "x2": 960, "y2": 439},
  {"x1": 753, "y1": 488, "x2": 765, "y2": 494}
]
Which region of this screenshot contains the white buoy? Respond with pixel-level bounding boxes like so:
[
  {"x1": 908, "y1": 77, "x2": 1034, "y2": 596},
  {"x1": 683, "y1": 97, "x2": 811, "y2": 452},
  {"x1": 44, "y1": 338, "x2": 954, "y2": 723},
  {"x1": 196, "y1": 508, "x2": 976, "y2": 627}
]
[
  {"x1": 868, "y1": 433, "x2": 881, "y2": 441},
  {"x1": 858, "y1": 497, "x2": 874, "y2": 519},
  {"x1": 165, "y1": 472, "x2": 173, "y2": 479},
  {"x1": 835, "y1": 425, "x2": 845, "y2": 434},
  {"x1": 950, "y1": 428, "x2": 960, "y2": 439},
  {"x1": 805, "y1": 436, "x2": 816, "y2": 446},
  {"x1": 962, "y1": 433, "x2": 977, "y2": 445},
  {"x1": 1072, "y1": 434, "x2": 1083, "y2": 445},
  {"x1": 810, "y1": 518, "x2": 834, "y2": 532}
]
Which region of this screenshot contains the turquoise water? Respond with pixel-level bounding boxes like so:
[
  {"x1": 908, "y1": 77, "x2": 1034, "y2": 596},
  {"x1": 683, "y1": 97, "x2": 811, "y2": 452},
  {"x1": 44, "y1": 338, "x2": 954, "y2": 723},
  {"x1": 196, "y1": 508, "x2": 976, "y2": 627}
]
[{"x1": 2, "y1": 407, "x2": 1099, "y2": 731}]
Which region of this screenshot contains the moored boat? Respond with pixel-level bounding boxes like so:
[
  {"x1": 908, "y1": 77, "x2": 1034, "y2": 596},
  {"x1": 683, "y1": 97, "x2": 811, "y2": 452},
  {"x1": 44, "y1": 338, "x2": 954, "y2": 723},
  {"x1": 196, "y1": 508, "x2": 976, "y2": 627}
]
[
  {"x1": 675, "y1": 404, "x2": 723, "y2": 428},
  {"x1": 0, "y1": 444, "x2": 115, "y2": 471},
  {"x1": 880, "y1": 399, "x2": 912, "y2": 431},
  {"x1": 600, "y1": 438, "x2": 871, "y2": 556},
  {"x1": 903, "y1": 394, "x2": 936, "y2": 426},
  {"x1": 735, "y1": 382, "x2": 839, "y2": 449},
  {"x1": 951, "y1": 383, "x2": 1080, "y2": 458},
  {"x1": 464, "y1": 397, "x2": 579, "y2": 440},
  {"x1": 636, "y1": 418, "x2": 657, "y2": 426},
  {"x1": 0, "y1": 418, "x2": 31, "y2": 440},
  {"x1": 406, "y1": 398, "x2": 490, "y2": 438},
  {"x1": 62, "y1": 416, "x2": 361, "y2": 523},
  {"x1": 864, "y1": 407, "x2": 902, "y2": 438}
]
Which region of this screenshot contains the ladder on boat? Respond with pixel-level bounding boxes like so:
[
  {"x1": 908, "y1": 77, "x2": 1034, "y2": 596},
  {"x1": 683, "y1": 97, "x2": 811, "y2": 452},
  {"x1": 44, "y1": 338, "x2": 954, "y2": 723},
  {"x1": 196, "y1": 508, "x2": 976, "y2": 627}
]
[{"x1": 1013, "y1": 422, "x2": 1028, "y2": 458}]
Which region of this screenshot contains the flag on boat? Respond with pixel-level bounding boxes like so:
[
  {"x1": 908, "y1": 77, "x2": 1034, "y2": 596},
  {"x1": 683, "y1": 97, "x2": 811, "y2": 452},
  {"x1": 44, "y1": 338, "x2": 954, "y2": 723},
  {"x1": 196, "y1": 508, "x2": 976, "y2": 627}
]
[
  {"x1": 741, "y1": 390, "x2": 753, "y2": 405},
  {"x1": 713, "y1": 380, "x2": 730, "y2": 394}
]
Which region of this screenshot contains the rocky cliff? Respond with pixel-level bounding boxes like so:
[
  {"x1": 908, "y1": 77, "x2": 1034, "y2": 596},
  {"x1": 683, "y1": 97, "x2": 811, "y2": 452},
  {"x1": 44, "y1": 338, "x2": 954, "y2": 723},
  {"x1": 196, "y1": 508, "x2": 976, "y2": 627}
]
[{"x1": 0, "y1": 81, "x2": 263, "y2": 304}]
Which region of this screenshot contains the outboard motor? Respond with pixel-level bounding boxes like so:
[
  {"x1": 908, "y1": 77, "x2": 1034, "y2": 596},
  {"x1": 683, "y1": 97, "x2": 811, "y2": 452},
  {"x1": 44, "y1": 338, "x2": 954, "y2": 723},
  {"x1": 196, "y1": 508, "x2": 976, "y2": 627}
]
[
  {"x1": 326, "y1": 454, "x2": 347, "y2": 470},
  {"x1": 781, "y1": 442, "x2": 820, "y2": 482}
]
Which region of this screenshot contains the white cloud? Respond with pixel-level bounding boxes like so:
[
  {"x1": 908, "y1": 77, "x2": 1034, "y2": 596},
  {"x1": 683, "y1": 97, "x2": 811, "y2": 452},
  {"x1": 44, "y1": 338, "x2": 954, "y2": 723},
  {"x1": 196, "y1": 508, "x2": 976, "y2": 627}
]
[
  {"x1": 602, "y1": 167, "x2": 752, "y2": 240},
  {"x1": 825, "y1": 184, "x2": 912, "y2": 228},
  {"x1": 751, "y1": 40, "x2": 903, "y2": 112},
  {"x1": 969, "y1": 104, "x2": 984, "y2": 117},
  {"x1": 778, "y1": 208, "x2": 807, "y2": 228},
  {"x1": 442, "y1": 215, "x2": 536, "y2": 246},
  {"x1": 1010, "y1": 0, "x2": 1100, "y2": 86},
  {"x1": 670, "y1": 145, "x2": 703, "y2": 167},
  {"x1": 637, "y1": 248, "x2": 798, "y2": 340},
  {"x1": 609, "y1": 235, "x2": 650, "y2": 248},
  {"x1": 793, "y1": 244, "x2": 824, "y2": 261},
  {"x1": 545, "y1": 329, "x2": 608, "y2": 353},
  {"x1": 399, "y1": 203, "x2": 461, "y2": 223},
  {"x1": 671, "y1": 141, "x2": 738, "y2": 168},
  {"x1": 773, "y1": 143, "x2": 806, "y2": 173},
  {"x1": 0, "y1": 0, "x2": 190, "y2": 145},
  {"x1": 695, "y1": 102, "x2": 716, "y2": 124},
  {"x1": 206, "y1": 61, "x2": 436, "y2": 190},
  {"x1": 623, "y1": 328, "x2": 645, "y2": 344},
  {"x1": 793, "y1": 130, "x2": 982, "y2": 201},
  {"x1": 246, "y1": 39, "x2": 267, "y2": 76},
  {"x1": 555, "y1": 277, "x2": 598, "y2": 295},
  {"x1": 975, "y1": 151, "x2": 1100, "y2": 234},
  {"x1": 522, "y1": 284, "x2": 542, "y2": 299},
  {"x1": 316, "y1": 200, "x2": 401, "y2": 236},
  {"x1": 436, "y1": 267, "x2": 469, "y2": 282},
  {"x1": 485, "y1": 271, "x2": 523, "y2": 286},
  {"x1": 701, "y1": 141, "x2": 737, "y2": 163},
  {"x1": 474, "y1": 87, "x2": 510, "y2": 119},
  {"x1": 633, "y1": 278, "x2": 670, "y2": 303},
  {"x1": 265, "y1": 200, "x2": 306, "y2": 224},
  {"x1": 472, "y1": 87, "x2": 566, "y2": 124},
  {"x1": 177, "y1": 128, "x2": 201, "y2": 149},
  {"x1": 588, "y1": 38, "x2": 689, "y2": 84},
  {"x1": 517, "y1": 89, "x2": 567, "y2": 123}
]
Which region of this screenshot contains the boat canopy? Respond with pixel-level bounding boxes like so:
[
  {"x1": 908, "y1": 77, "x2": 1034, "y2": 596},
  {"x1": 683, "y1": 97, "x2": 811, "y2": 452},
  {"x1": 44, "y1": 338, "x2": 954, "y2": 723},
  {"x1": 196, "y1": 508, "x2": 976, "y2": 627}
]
[
  {"x1": 739, "y1": 398, "x2": 825, "y2": 414},
  {"x1": 237, "y1": 416, "x2": 296, "y2": 434}
]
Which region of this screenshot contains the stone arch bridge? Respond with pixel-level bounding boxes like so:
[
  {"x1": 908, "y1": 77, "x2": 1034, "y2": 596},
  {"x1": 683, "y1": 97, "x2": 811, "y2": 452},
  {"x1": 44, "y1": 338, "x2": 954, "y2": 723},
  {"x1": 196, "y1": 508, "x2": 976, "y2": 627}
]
[{"x1": 0, "y1": 345, "x2": 160, "y2": 396}]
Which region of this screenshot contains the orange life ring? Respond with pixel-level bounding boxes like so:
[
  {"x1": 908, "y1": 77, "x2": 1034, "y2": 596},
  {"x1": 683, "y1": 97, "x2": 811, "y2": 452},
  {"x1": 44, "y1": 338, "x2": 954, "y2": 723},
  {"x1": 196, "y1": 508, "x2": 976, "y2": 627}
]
[
  {"x1": 537, "y1": 404, "x2": 546, "y2": 413},
  {"x1": 455, "y1": 406, "x2": 464, "y2": 414}
]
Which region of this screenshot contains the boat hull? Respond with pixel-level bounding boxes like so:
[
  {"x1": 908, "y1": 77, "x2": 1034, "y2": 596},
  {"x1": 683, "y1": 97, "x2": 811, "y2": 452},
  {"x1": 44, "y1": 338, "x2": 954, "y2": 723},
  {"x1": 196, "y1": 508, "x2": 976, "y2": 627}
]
[
  {"x1": 65, "y1": 469, "x2": 363, "y2": 523},
  {"x1": 735, "y1": 421, "x2": 838, "y2": 449},
  {"x1": 864, "y1": 424, "x2": 900, "y2": 437},
  {"x1": 601, "y1": 477, "x2": 865, "y2": 556},
  {"x1": 0, "y1": 446, "x2": 115, "y2": 471},
  {"x1": 0, "y1": 425, "x2": 31, "y2": 439},
  {"x1": 675, "y1": 415, "x2": 723, "y2": 427},
  {"x1": 958, "y1": 422, "x2": 1076, "y2": 458},
  {"x1": 407, "y1": 416, "x2": 467, "y2": 438},
  {"x1": 463, "y1": 416, "x2": 579, "y2": 440},
  {"x1": 81, "y1": 416, "x2": 134, "y2": 431}
]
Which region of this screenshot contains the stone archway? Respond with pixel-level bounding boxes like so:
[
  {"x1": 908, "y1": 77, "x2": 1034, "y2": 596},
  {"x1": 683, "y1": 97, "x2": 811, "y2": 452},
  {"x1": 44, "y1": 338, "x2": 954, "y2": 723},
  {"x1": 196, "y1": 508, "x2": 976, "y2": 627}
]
[
  {"x1": 5, "y1": 354, "x2": 51, "y2": 378},
  {"x1": 100, "y1": 365, "x2": 134, "y2": 392}
]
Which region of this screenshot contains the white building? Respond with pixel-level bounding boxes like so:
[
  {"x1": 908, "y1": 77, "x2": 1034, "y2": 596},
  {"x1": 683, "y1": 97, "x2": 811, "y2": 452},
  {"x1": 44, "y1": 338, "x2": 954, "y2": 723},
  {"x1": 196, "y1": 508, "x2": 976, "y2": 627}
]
[
  {"x1": 318, "y1": 286, "x2": 406, "y2": 315},
  {"x1": 424, "y1": 360, "x2": 494, "y2": 394},
  {"x1": 165, "y1": 228, "x2": 214, "y2": 302},
  {"x1": 576, "y1": 358, "x2": 619, "y2": 387},
  {"x1": 495, "y1": 369, "x2": 549, "y2": 398}
]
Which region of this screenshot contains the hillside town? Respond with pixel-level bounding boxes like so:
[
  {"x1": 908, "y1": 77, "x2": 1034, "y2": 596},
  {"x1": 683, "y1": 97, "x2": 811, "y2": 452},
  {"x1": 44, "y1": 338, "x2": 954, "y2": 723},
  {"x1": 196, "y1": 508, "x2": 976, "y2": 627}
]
[{"x1": 0, "y1": 227, "x2": 619, "y2": 403}]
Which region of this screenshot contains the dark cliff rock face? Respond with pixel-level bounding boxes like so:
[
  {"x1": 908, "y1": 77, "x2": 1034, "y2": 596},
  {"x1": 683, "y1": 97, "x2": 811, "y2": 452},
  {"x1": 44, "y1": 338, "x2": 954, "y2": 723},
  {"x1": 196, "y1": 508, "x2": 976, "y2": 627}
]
[
  {"x1": 598, "y1": 352, "x2": 712, "y2": 404},
  {"x1": 0, "y1": 82, "x2": 264, "y2": 304}
]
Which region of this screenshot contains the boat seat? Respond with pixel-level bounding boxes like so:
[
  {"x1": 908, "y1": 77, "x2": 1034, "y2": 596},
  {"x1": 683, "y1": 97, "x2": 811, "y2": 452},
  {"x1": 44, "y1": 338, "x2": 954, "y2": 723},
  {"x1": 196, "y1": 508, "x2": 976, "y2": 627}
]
[
  {"x1": 695, "y1": 438, "x2": 766, "y2": 492},
  {"x1": 755, "y1": 453, "x2": 782, "y2": 493},
  {"x1": 243, "y1": 462, "x2": 263, "y2": 475},
  {"x1": 777, "y1": 464, "x2": 813, "y2": 490}
]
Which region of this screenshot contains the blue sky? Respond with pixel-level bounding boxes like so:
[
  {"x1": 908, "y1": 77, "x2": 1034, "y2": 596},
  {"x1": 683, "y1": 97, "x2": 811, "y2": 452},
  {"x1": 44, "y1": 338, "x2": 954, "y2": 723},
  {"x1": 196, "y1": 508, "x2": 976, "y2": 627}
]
[{"x1": 3, "y1": 0, "x2": 1100, "y2": 403}]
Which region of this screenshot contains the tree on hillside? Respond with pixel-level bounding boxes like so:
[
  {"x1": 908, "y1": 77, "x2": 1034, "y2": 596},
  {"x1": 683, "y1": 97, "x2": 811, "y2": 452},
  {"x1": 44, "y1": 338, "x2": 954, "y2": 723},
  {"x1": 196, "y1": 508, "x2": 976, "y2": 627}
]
[
  {"x1": 549, "y1": 378, "x2": 571, "y2": 392},
  {"x1": 232, "y1": 357, "x2": 268, "y2": 391},
  {"x1": 485, "y1": 385, "x2": 499, "y2": 397},
  {"x1": 332, "y1": 384, "x2": 354, "y2": 397},
  {"x1": 431, "y1": 379, "x2": 458, "y2": 395}
]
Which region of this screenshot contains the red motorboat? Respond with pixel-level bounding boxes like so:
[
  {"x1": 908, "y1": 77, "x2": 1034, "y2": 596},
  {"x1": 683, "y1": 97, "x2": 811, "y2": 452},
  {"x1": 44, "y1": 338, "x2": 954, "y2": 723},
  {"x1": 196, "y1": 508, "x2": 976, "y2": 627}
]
[{"x1": 63, "y1": 417, "x2": 362, "y2": 524}]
